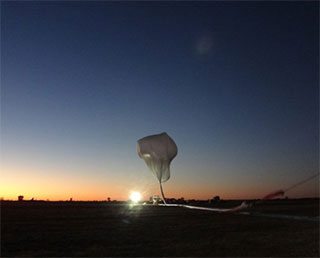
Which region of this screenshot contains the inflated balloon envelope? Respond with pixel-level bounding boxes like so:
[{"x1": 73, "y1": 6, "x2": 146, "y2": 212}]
[
  {"x1": 137, "y1": 132, "x2": 178, "y2": 203},
  {"x1": 137, "y1": 132, "x2": 177, "y2": 182}
]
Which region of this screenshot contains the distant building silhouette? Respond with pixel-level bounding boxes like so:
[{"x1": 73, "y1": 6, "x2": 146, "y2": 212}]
[
  {"x1": 177, "y1": 197, "x2": 186, "y2": 204},
  {"x1": 18, "y1": 195, "x2": 24, "y2": 201},
  {"x1": 213, "y1": 196, "x2": 220, "y2": 202},
  {"x1": 107, "y1": 197, "x2": 111, "y2": 202},
  {"x1": 209, "y1": 196, "x2": 220, "y2": 204}
]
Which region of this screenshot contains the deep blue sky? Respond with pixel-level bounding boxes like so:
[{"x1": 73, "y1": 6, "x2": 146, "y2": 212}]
[{"x1": 1, "y1": 1, "x2": 319, "y2": 200}]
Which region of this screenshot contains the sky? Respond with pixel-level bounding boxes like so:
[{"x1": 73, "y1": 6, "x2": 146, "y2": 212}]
[{"x1": 1, "y1": 1, "x2": 319, "y2": 201}]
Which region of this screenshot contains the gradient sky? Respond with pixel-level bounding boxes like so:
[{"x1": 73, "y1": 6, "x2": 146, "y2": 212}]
[{"x1": 1, "y1": 1, "x2": 319, "y2": 201}]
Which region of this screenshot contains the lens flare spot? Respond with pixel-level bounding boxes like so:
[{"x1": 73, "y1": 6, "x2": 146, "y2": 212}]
[{"x1": 129, "y1": 191, "x2": 141, "y2": 203}]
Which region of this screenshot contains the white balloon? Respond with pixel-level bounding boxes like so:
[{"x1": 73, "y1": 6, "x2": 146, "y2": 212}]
[{"x1": 137, "y1": 132, "x2": 178, "y2": 183}]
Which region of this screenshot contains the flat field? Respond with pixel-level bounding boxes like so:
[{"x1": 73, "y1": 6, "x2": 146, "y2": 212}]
[{"x1": 1, "y1": 199, "x2": 319, "y2": 257}]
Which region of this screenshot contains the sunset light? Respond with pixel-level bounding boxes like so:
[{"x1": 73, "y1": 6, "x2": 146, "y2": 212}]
[{"x1": 129, "y1": 191, "x2": 142, "y2": 203}]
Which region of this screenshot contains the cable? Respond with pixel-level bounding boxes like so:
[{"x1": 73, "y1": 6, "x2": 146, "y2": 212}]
[
  {"x1": 159, "y1": 181, "x2": 167, "y2": 205},
  {"x1": 284, "y1": 173, "x2": 319, "y2": 193}
]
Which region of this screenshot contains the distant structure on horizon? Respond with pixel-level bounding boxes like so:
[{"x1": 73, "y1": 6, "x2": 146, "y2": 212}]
[
  {"x1": 151, "y1": 195, "x2": 161, "y2": 205},
  {"x1": 18, "y1": 195, "x2": 24, "y2": 201},
  {"x1": 210, "y1": 196, "x2": 220, "y2": 203}
]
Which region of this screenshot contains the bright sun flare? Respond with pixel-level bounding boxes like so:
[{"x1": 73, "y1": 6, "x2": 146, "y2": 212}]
[{"x1": 129, "y1": 191, "x2": 142, "y2": 203}]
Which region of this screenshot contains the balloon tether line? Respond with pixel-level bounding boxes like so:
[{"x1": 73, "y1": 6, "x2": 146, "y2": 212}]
[
  {"x1": 284, "y1": 173, "x2": 319, "y2": 193},
  {"x1": 159, "y1": 181, "x2": 167, "y2": 205}
]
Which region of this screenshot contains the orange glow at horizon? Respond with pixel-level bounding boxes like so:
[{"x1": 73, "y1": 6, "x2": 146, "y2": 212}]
[
  {"x1": 1, "y1": 178, "x2": 318, "y2": 202},
  {"x1": 1, "y1": 166, "x2": 318, "y2": 201}
]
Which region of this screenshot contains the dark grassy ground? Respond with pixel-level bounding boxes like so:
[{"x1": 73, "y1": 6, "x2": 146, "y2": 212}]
[{"x1": 1, "y1": 199, "x2": 319, "y2": 257}]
